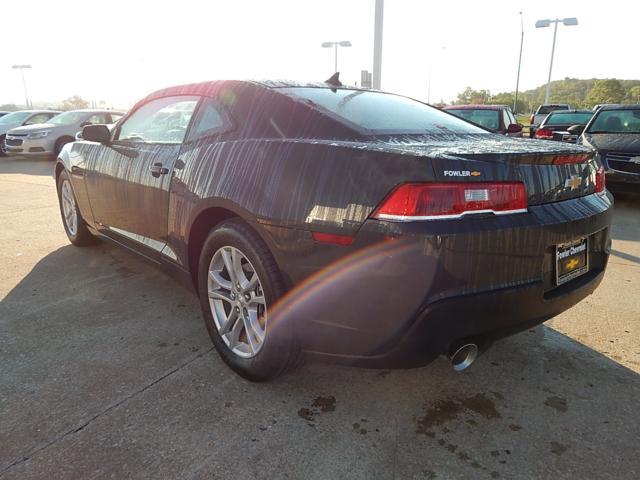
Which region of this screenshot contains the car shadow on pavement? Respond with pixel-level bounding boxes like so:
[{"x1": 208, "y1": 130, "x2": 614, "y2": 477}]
[
  {"x1": 0, "y1": 157, "x2": 55, "y2": 177},
  {"x1": 1, "y1": 242, "x2": 639, "y2": 480}
]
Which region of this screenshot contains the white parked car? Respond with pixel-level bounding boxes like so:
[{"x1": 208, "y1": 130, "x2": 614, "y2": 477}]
[
  {"x1": 4, "y1": 109, "x2": 124, "y2": 159},
  {"x1": 0, "y1": 110, "x2": 61, "y2": 156}
]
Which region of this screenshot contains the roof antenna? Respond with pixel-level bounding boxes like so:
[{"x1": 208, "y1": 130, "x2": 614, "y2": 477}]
[{"x1": 325, "y1": 72, "x2": 343, "y2": 88}]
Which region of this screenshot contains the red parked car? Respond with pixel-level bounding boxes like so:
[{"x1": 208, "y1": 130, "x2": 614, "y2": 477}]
[{"x1": 443, "y1": 105, "x2": 523, "y2": 137}]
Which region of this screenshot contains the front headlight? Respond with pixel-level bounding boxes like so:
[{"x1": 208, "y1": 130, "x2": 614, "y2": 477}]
[{"x1": 27, "y1": 130, "x2": 51, "y2": 139}]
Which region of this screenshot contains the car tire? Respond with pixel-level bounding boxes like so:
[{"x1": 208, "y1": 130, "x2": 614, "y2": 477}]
[
  {"x1": 0, "y1": 135, "x2": 6, "y2": 157},
  {"x1": 54, "y1": 137, "x2": 72, "y2": 159},
  {"x1": 56, "y1": 170, "x2": 96, "y2": 246},
  {"x1": 197, "y1": 219, "x2": 297, "y2": 381}
]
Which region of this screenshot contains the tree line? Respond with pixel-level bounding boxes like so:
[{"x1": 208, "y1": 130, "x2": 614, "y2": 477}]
[
  {"x1": 0, "y1": 95, "x2": 91, "y2": 112},
  {"x1": 454, "y1": 78, "x2": 640, "y2": 113}
]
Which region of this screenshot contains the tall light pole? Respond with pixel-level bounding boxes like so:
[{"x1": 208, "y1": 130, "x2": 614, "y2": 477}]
[
  {"x1": 321, "y1": 41, "x2": 352, "y2": 73},
  {"x1": 513, "y1": 12, "x2": 524, "y2": 113},
  {"x1": 12, "y1": 64, "x2": 32, "y2": 108},
  {"x1": 372, "y1": 0, "x2": 384, "y2": 89},
  {"x1": 535, "y1": 17, "x2": 578, "y2": 104}
]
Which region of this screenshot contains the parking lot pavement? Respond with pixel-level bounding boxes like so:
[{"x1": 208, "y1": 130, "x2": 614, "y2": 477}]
[{"x1": 1, "y1": 157, "x2": 638, "y2": 480}]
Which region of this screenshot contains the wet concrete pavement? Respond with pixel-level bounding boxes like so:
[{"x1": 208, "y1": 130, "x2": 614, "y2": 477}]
[{"x1": 1, "y1": 158, "x2": 639, "y2": 479}]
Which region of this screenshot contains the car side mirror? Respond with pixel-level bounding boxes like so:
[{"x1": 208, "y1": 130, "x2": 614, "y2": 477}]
[
  {"x1": 506, "y1": 123, "x2": 523, "y2": 134},
  {"x1": 82, "y1": 124, "x2": 111, "y2": 143},
  {"x1": 567, "y1": 125, "x2": 585, "y2": 135}
]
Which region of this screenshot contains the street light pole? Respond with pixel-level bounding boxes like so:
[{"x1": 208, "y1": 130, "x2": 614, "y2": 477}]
[
  {"x1": 545, "y1": 20, "x2": 559, "y2": 104},
  {"x1": 372, "y1": 0, "x2": 384, "y2": 89},
  {"x1": 12, "y1": 64, "x2": 32, "y2": 108},
  {"x1": 321, "y1": 41, "x2": 352, "y2": 73},
  {"x1": 535, "y1": 17, "x2": 578, "y2": 104},
  {"x1": 513, "y1": 12, "x2": 524, "y2": 113}
]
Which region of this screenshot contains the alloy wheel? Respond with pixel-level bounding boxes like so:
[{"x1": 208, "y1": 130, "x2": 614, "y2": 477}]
[
  {"x1": 207, "y1": 246, "x2": 267, "y2": 358},
  {"x1": 61, "y1": 180, "x2": 78, "y2": 236}
]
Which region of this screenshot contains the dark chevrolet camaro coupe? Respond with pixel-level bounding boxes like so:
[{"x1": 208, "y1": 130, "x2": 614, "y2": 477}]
[{"x1": 55, "y1": 79, "x2": 612, "y2": 380}]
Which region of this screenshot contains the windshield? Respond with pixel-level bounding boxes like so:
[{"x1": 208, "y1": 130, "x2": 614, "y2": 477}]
[
  {"x1": 545, "y1": 112, "x2": 593, "y2": 126},
  {"x1": 48, "y1": 111, "x2": 87, "y2": 125},
  {"x1": 280, "y1": 88, "x2": 488, "y2": 135},
  {"x1": 446, "y1": 109, "x2": 500, "y2": 131},
  {"x1": 537, "y1": 105, "x2": 569, "y2": 115},
  {"x1": 588, "y1": 109, "x2": 640, "y2": 134},
  {"x1": 0, "y1": 111, "x2": 31, "y2": 125}
]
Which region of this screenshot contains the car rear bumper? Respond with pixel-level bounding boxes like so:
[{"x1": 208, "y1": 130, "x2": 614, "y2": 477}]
[
  {"x1": 305, "y1": 267, "x2": 606, "y2": 368},
  {"x1": 286, "y1": 192, "x2": 612, "y2": 367},
  {"x1": 604, "y1": 169, "x2": 640, "y2": 190}
]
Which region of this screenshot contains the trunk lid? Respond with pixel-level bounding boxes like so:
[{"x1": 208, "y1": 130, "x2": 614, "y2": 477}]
[{"x1": 370, "y1": 133, "x2": 599, "y2": 206}]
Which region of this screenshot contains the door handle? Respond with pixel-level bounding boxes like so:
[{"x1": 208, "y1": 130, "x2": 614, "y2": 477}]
[{"x1": 149, "y1": 162, "x2": 169, "y2": 177}]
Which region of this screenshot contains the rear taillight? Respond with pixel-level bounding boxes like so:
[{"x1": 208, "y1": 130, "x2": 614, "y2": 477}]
[
  {"x1": 595, "y1": 166, "x2": 605, "y2": 193},
  {"x1": 535, "y1": 128, "x2": 553, "y2": 139},
  {"x1": 372, "y1": 182, "x2": 528, "y2": 221},
  {"x1": 552, "y1": 154, "x2": 590, "y2": 165}
]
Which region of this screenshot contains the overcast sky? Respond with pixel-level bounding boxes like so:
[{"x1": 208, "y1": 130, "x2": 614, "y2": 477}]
[{"x1": 1, "y1": 0, "x2": 637, "y2": 108}]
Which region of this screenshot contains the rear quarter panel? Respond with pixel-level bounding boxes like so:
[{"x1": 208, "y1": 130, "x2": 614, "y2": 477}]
[{"x1": 166, "y1": 139, "x2": 437, "y2": 274}]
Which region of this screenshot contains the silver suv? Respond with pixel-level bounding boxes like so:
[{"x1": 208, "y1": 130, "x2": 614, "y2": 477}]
[
  {"x1": 4, "y1": 109, "x2": 124, "y2": 159},
  {"x1": 0, "y1": 110, "x2": 62, "y2": 156}
]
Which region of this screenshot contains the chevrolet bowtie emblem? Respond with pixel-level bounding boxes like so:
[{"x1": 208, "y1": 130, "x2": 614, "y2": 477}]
[
  {"x1": 566, "y1": 258, "x2": 579, "y2": 270},
  {"x1": 630, "y1": 156, "x2": 640, "y2": 165},
  {"x1": 565, "y1": 175, "x2": 582, "y2": 190}
]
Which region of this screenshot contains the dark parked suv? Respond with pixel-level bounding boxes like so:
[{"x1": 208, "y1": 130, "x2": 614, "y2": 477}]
[{"x1": 576, "y1": 104, "x2": 640, "y2": 192}]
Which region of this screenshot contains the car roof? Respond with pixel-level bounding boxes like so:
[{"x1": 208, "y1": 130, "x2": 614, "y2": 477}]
[
  {"x1": 547, "y1": 109, "x2": 593, "y2": 114},
  {"x1": 62, "y1": 109, "x2": 125, "y2": 114},
  {"x1": 444, "y1": 104, "x2": 507, "y2": 110},
  {"x1": 598, "y1": 104, "x2": 640, "y2": 111},
  {"x1": 136, "y1": 79, "x2": 394, "y2": 108},
  {"x1": 10, "y1": 109, "x2": 62, "y2": 114}
]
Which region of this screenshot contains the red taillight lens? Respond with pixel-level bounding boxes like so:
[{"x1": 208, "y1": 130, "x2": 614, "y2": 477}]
[
  {"x1": 552, "y1": 154, "x2": 590, "y2": 165},
  {"x1": 372, "y1": 182, "x2": 528, "y2": 221},
  {"x1": 595, "y1": 166, "x2": 605, "y2": 193},
  {"x1": 535, "y1": 128, "x2": 553, "y2": 139}
]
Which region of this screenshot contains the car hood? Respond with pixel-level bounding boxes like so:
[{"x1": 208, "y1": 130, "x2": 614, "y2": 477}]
[
  {"x1": 581, "y1": 133, "x2": 640, "y2": 153},
  {"x1": 8, "y1": 123, "x2": 58, "y2": 134},
  {"x1": 0, "y1": 123, "x2": 22, "y2": 135}
]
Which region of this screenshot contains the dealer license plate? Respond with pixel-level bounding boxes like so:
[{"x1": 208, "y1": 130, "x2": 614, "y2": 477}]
[{"x1": 556, "y1": 238, "x2": 589, "y2": 285}]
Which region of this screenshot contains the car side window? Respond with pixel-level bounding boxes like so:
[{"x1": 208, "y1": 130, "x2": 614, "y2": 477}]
[
  {"x1": 109, "y1": 113, "x2": 123, "y2": 124},
  {"x1": 502, "y1": 110, "x2": 511, "y2": 128},
  {"x1": 86, "y1": 114, "x2": 109, "y2": 125},
  {"x1": 24, "y1": 113, "x2": 52, "y2": 125},
  {"x1": 185, "y1": 99, "x2": 230, "y2": 142},
  {"x1": 116, "y1": 96, "x2": 198, "y2": 144}
]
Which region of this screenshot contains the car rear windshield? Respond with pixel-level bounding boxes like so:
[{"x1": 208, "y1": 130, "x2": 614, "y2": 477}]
[
  {"x1": 588, "y1": 109, "x2": 640, "y2": 134},
  {"x1": 279, "y1": 87, "x2": 488, "y2": 135},
  {"x1": 545, "y1": 112, "x2": 593, "y2": 126},
  {"x1": 445, "y1": 109, "x2": 500, "y2": 131},
  {"x1": 537, "y1": 105, "x2": 569, "y2": 115}
]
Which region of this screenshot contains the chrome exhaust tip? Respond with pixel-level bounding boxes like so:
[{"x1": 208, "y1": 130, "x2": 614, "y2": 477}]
[{"x1": 449, "y1": 343, "x2": 479, "y2": 372}]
